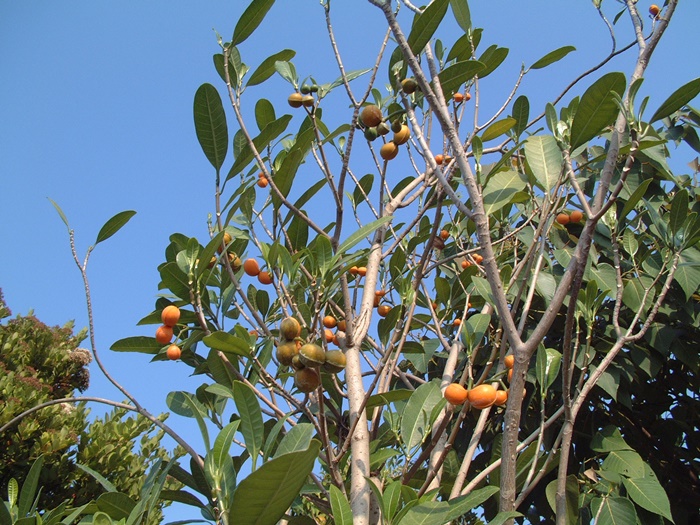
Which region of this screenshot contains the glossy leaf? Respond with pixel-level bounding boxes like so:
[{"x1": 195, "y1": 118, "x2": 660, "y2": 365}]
[
  {"x1": 460, "y1": 313, "x2": 490, "y2": 352},
  {"x1": 481, "y1": 117, "x2": 516, "y2": 142},
  {"x1": 530, "y1": 45, "x2": 576, "y2": 70},
  {"x1": 228, "y1": 114, "x2": 292, "y2": 178},
  {"x1": 449, "y1": 0, "x2": 471, "y2": 32},
  {"x1": 166, "y1": 391, "x2": 211, "y2": 451},
  {"x1": 399, "y1": 486, "x2": 498, "y2": 525},
  {"x1": 365, "y1": 389, "x2": 413, "y2": 409},
  {"x1": 211, "y1": 421, "x2": 240, "y2": 470},
  {"x1": 545, "y1": 476, "x2": 579, "y2": 525},
  {"x1": 255, "y1": 98, "x2": 276, "y2": 131},
  {"x1": 436, "y1": 60, "x2": 485, "y2": 97},
  {"x1": 76, "y1": 463, "x2": 118, "y2": 492},
  {"x1": 650, "y1": 77, "x2": 700, "y2": 123},
  {"x1": 18, "y1": 455, "x2": 43, "y2": 517},
  {"x1": 602, "y1": 450, "x2": 645, "y2": 478},
  {"x1": 335, "y1": 216, "x2": 394, "y2": 256},
  {"x1": 590, "y1": 426, "x2": 632, "y2": 453},
  {"x1": 110, "y1": 336, "x2": 162, "y2": 354},
  {"x1": 570, "y1": 72, "x2": 626, "y2": 149},
  {"x1": 512, "y1": 95, "x2": 530, "y2": 137},
  {"x1": 203, "y1": 331, "x2": 252, "y2": 357},
  {"x1": 96, "y1": 493, "x2": 136, "y2": 521},
  {"x1": 536, "y1": 347, "x2": 562, "y2": 393},
  {"x1": 592, "y1": 496, "x2": 637, "y2": 525},
  {"x1": 407, "y1": 0, "x2": 449, "y2": 54},
  {"x1": 233, "y1": 382, "x2": 264, "y2": 469},
  {"x1": 228, "y1": 440, "x2": 321, "y2": 525},
  {"x1": 275, "y1": 422, "x2": 314, "y2": 457},
  {"x1": 476, "y1": 45, "x2": 508, "y2": 78},
  {"x1": 669, "y1": 188, "x2": 688, "y2": 236},
  {"x1": 620, "y1": 178, "x2": 652, "y2": 219},
  {"x1": 524, "y1": 135, "x2": 562, "y2": 192},
  {"x1": 482, "y1": 170, "x2": 527, "y2": 215},
  {"x1": 622, "y1": 477, "x2": 673, "y2": 521},
  {"x1": 401, "y1": 380, "x2": 442, "y2": 452},
  {"x1": 231, "y1": 0, "x2": 275, "y2": 46},
  {"x1": 193, "y1": 83, "x2": 228, "y2": 170},
  {"x1": 48, "y1": 198, "x2": 70, "y2": 229},
  {"x1": 329, "y1": 485, "x2": 353, "y2": 525},
  {"x1": 247, "y1": 49, "x2": 296, "y2": 87},
  {"x1": 94, "y1": 210, "x2": 136, "y2": 245}
]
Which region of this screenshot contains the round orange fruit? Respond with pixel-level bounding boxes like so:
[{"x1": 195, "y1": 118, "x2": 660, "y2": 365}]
[
  {"x1": 504, "y1": 354, "x2": 515, "y2": 369},
  {"x1": 360, "y1": 105, "x2": 383, "y2": 128},
  {"x1": 166, "y1": 344, "x2": 181, "y2": 360},
  {"x1": 380, "y1": 142, "x2": 399, "y2": 161},
  {"x1": 444, "y1": 383, "x2": 469, "y2": 405},
  {"x1": 258, "y1": 271, "x2": 273, "y2": 285},
  {"x1": 468, "y1": 384, "x2": 498, "y2": 409},
  {"x1": 243, "y1": 258, "x2": 261, "y2": 276},
  {"x1": 155, "y1": 325, "x2": 173, "y2": 345},
  {"x1": 323, "y1": 315, "x2": 337, "y2": 329},
  {"x1": 161, "y1": 305, "x2": 180, "y2": 327},
  {"x1": 494, "y1": 389, "x2": 508, "y2": 406},
  {"x1": 569, "y1": 210, "x2": 583, "y2": 223},
  {"x1": 556, "y1": 213, "x2": 570, "y2": 225}
]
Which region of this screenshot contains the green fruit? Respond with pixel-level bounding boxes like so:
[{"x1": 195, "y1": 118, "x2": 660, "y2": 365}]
[
  {"x1": 300, "y1": 84, "x2": 311, "y2": 94},
  {"x1": 322, "y1": 350, "x2": 346, "y2": 374},
  {"x1": 401, "y1": 78, "x2": 418, "y2": 94},
  {"x1": 364, "y1": 127, "x2": 379, "y2": 141},
  {"x1": 376, "y1": 121, "x2": 391, "y2": 136},
  {"x1": 280, "y1": 317, "x2": 301, "y2": 341},
  {"x1": 276, "y1": 340, "x2": 299, "y2": 366},
  {"x1": 299, "y1": 343, "x2": 326, "y2": 368},
  {"x1": 391, "y1": 119, "x2": 403, "y2": 133}
]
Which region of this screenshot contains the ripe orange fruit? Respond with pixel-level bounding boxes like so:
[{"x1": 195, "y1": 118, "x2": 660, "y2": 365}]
[
  {"x1": 465, "y1": 92, "x2": 472, "y2": 101},
  {"x1": 218, "y1": 232, "x2": 233, "y2": 254},
  {"x1": 288, "y1": 93, "x2": 303, "y2": 108},
  {"x1": 155, "y1": 325, "x2": 173, "y2": 345},
  {"x1": 435, "y1": 154, "x2": 444, "y2": 165},
  {"x1": 453, "y1": 318, "x2": 462, "y2": 327},
  {"x1": 323, "y1": 315, "x2": 337, "y2": 329},
  {"x1": 377, "y1": 305, "x2": 392, "y2": 317},
  {"x1": 472, "y1": 253, "x2": 483, "y2": 264},
  {"x1": 504, "y1": 354, "x2": 515, "y2": 369},
  {"x1": 453, "y1": 92, "x2": 464, "y2": 103},
  {"x1": 649, "y1": 4, "x2": 660, "y2": 17},
  {"x1": 280, "y1": 317, "x2": 302, "y2": 341},
  {"x1": 444, "y1": 383, "x2": 469, "y2": 405},
  {"x1": 360, "y1": 105, "x2": 383, "y2": 128},
  {"x1": 349, "y1": 266, "x2": 359, "y2": 276},
  {"x1": 461, "y1": 260, "x2": 472, "y2": 269},
  {"x1": 337, "y1": 320, "x2": 347, "y2": 332},
  {"x1": 494, "y1": 389, "x2": 508, "y2": 406},
  {"x1": 380, "y1": 142, "x2": 399, "y2": 161},
  {"x1": 468, "y1": 384, "x2": 498, "y2": 409},
  {"x1": 324, "y1": 328, "x2": 334, "y2": 343},
  {"x1": 357, "y1": 267, "x2": 367, "y2": 277},
  {"x1": 556, "y1": 213, "x2": 570, "y2": 225},
  {"x1": 440, "y1": 229, "x2": 450, "y2": 240},
  {"x1": 393, "y1": 124, "x2": 411, "y2": 145},
  {"x1": 166, "y1": 344, "x2": 181, "y2": 360},
  {"x1": 375, "y1": 289, "x2": 386, "y2": 298},
  {"x1": 256, "y1": 176, "x2": 269, "y2": 188},
  {"x1": 373, "y1": 295, "x2": 381, "y2": 308},
  {"x1": 508, "y1": 368, "x2": 514, "y2": 382},
  {"x1": 243, "y1": 258, "x2": 261, "y2": 277},
  {"x1": 161, "y1": 305, "x2": 180, "y2": 327},
  {"x1": 258, "y1": 271, "x2": 273, "y2": 285},
  {"x1": 569, "y1": 210, "x2": 583, "y2": 223}
]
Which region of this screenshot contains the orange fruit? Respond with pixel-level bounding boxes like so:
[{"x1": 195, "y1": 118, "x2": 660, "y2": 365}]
[
  {"x1": 357, "y1": 267, "x2": 367, "y2": 277},
  {"x1": 465, "y1": 92, "x2": 472, "y2": 101},
  {"x1": 556, "y1": 213, "x2": 570, "y2": 225},
  {"x1": 243, "y1": 258, "x2": 261, "y2": 276},
  {"x1": 288, "y1": 93, "x2": 303, "y2": 108},
  {"x1": 258, "y1": 271, "x2": 273, "y2": 285},
  {"x1": 375, "y1": 289, "x2": 387, "y2": 298},
  {"x1": 649, "y1": 4, "x2": 660, "y2": 17},
  {"x1": 166, "y1": 344, "x2": 181, "y2": 360},
  {"x1": 494, "y1": 389, "x2": 508, "y2": 406},
  {"x1": 504, "y1": 354, "x2": 515, "y2": 369},
  {"x1": 337, "y1": 320, "x2": 347, "y2": 332},
  {"x1": 349, "y1": 266, "x2": 359, "y2": 276},
  {"x1": 380, "y1": 142, "x2": 399, "y2": 161},
  {"x1": 472, "y1": 253, "x2": 483, "y2": 264},
  {"x1": 435, "y1": 154, "x2": 444, "y2": 165},
  {"x1": 440, "y1": 229, "x2": 450, "y2": 240},
  {"x1": 461, "y1": 260, "x2": 472, "y2": 269},
  {"x1": 453, "y1": 318, "x2": 462, "y2": 327},
  {"x1": 256, "y1": 176, "x2": 269, "y2": 188},
  {"x1": 508, "y1": 368, "x2": 514, "y2": 382},
  {"x1": 207, "y1": 256, "x2": 217, "y2": 269},
  {"x1": 569, "y1": 210, "x2": 583, "y2": 223},
  {"x1": 161, "y1": 305, "x2": 180, "y2": 327},
  {"x1": 324, "y1": 328, "x2": 334, "y2": 343},
  {"x1": 323, "y1": 315, "x2": 337, "y2": 329},
  {"x1": 373, "y1": 295, "x2": 380, "y2": 308},
  {"x1": 360, "y1": 105, "x2": 383, "y2": 128},
  {"x1": 377, "y1": 305, "x2": 392, "y2": 317},
  {"x1": 218, "y1": 232, "x2": 233, "y2": 254},
  {"x1": 393, "y1": 124, "x2": 411, "y2": 145},
  {"x1": 301, "y1": 94, "x2": 315, "y2": 108},
  {"x1": 444, "y1": 383, "x2": 468, "y2": 405},
  {"x1": 468, "y1": 384, "x2": 498, "y2": 409},
  {"x1": 453, "y1": 92, "x2": 464, "y2": 103},
  {"x1": 155, "y1": 325, "x2": 173, "y2": 345}
]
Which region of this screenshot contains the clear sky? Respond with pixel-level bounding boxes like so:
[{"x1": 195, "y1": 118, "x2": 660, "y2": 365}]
[{"x1": 1, "y1": 0, "x2": 698, "y2": 520}]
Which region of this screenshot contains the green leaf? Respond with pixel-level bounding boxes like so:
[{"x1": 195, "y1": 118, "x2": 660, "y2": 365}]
[
  {"x1": 512, "y1": 95, "x2": 530, "y2": 138},
  {"x1": 529, "y1": 45, "x2": 576, "y2": 70},
  {"x1": 96, "y1": 493, "x2": 136, "y2": 521},
  {"x1": 76, "y1": 463, "x2": 118, "y2": 492},
  {"x1": 18, "y1": 456, "x2": 43, "y2": 517},
  {"x1": 669, "y1": 188, "x2": 688, "y2": 236},
  {"x1": 650, "y1": 77, "x2": 700, "y2": 123},
  {"x1": 407, "y1": 0, "x2": 449, "y2": 54},
  {"x1": 674, "y1": 255, "x2": 700, "y2": 300},
  {"x1": 328, "y1": 485, "x2": 353, "y2": 525},
  {"x1": 365, "y1": 389, "x2": 413, "y2": 409},
  {"x1": 620, "y1": 178, "x2": 652, "y2": 220},
  {"x1": 93, "y1": 511, "x2": 114, "y2": 525},
  {"x1": 536, "y1": 347, "x2": 562, "y2": 393},
  {"x1": 488, "y1": 511, "x2": 524, "y2": 525},
  {"x1": 401, "y1": 380, "x2": 443, "y2": 452},
  {"x1": 229, "y1": 114, "x2": 293, "y2": 178},
  {"x1": 335, "y1": 216, "x2": 394, "y2": 256},
  {"x1": 158, "y1": 489, "x2": 206, "y2": 509},
  {"x1": 460, "y1": 313, "x2": 490, "y2": 352},
  {"x1": 7, "y1": 478, "x2": 18, "y2": 508},
  {"x1": 211, "y1": 421, "x2": 241, "y2": 470},
  {"x1": 166, "y1": 392, "x2": 211, "y2": 451},
  {"x1": 47, "y1": 198, "x2": 70, "y2": 230},
  {"x1": 481, "y1": 118, "x2": 516, "y2": 142},
  {"x1": 622, "y1": 477, "x2": 674, "y2": 522},
  {"x1": 231, "y1": 0, "x2": 276, "y2": 46},
  {"x1": 275, "y1": 423, "x2": 315, "y2": 457},
  {"x1": 228, "y1": 441, "x2": 321, "y2": 525},
  {"x1": 524, "y1": 135, "x2": 562, "y2": 192},
  {"x1": 314, "y1": 234, "x2": 334, "y2": 276},
  {"x1": 476, "y1": 45, "x2": 508, "y2": 78},
  {"x1": 445, "y1": 486, "x2": 499, "y2": 521},
  {"x1": 482, "y1": 170, "x2": 527, "y2": 215},
  {"x1": 545, "y1": 476, "x2": 578, "y2": 525},
  {"x1": 590, "y1": 426, "x2": 632, "y2": 453},
  {"x1": 110, "y1": 336, "x2": 164, "y2": 354},
  {"x1": 95, "y1": 210, "x2": 136, "y2": 245},
  {"x1": 592, "y1": 496, "x2": 638, "y2": 525},
  {"x1": 435, "y1": 60, "x2": 485, "y2": 97},
  {"x1": 233, "y1": 382, "x2": 264, "y2": 469},
  {"x1": 247, "y1": 49, "x2": 296, "y2": 87},
  {"x1": 570, "y1": 72, "x2": 626, "y2": 149},
  {"x1": 449, "y1": 0, "x2": 471, "y2": 32},
  {"x1": 193, "y1": 83, "x2": 228, "y2": 171},
  {"x1": 255, "y1": 99, "x2": 276, "y2": 132},
  {"x1": 203, "y1": 331, "x2": 252, "y2": 357},
  {"x1": 602, "y1": 450, "x2": 645, "y2": 478}
]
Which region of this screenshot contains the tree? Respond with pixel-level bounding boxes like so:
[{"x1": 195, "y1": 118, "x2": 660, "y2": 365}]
[
  {"x1": 0, "y1": 290, "x2": 181, "y2": 524},
  {"x1": 8, "y1": 1, "x2": 699, "y2": 524}
]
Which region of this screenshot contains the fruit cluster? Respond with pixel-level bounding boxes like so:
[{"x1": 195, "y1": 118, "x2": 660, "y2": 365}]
[
  {"x1": 443, "y1": 353, "x2": 516, "y2": 409},
  {"x1": 155, "y1": 305, "x2": 181, "y2": 360},
  {"x1": 555, "y1": 210, "x2": 584, "y2": 225},
  {"x1": 358, "y1": 104, "x2": 412, "y2": 161}
]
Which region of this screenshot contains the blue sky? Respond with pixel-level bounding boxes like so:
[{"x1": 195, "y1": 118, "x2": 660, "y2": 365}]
[{"x1": 1, "y1": 0, "x2": 698, "y2": 520}]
